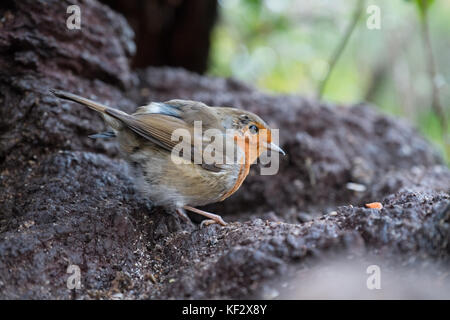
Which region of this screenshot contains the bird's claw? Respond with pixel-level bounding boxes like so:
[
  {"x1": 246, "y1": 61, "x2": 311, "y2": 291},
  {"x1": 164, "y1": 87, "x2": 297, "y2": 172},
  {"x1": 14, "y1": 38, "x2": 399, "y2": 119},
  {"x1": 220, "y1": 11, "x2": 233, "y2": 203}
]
[
  {"x1": 183, "y1": 205, "x2": 228, "y2": 227},
  {"x1": 200, "y1": 219, "x2": 217, "y2": 228}
]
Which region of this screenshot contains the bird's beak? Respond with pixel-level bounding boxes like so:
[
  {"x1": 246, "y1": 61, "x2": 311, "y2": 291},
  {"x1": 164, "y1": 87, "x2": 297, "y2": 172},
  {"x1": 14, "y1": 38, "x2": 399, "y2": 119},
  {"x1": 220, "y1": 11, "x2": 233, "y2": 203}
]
[{"x1": 265, "y1": 142, "x2": 286, "y2": 156}]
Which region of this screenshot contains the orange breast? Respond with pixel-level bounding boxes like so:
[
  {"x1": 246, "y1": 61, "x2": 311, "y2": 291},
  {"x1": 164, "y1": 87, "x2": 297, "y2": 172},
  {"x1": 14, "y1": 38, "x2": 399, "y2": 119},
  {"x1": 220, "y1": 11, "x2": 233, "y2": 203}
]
[{"x1": 219, "y1": 136, "x2": 253, "y2": 201}]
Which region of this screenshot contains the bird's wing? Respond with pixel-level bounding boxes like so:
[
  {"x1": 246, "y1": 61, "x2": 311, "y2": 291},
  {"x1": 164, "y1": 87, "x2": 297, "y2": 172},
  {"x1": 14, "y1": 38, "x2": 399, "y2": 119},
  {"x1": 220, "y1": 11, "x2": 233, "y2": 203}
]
[{"x1": 111, "y1": 100, "x2": 230, "y2": 172}]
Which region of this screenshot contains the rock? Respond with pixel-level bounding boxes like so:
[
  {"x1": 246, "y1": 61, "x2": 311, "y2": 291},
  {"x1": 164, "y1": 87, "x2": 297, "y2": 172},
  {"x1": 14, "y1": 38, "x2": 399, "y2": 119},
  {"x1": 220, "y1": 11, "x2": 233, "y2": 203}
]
[{"x1": 0, "y1": 0, "x2": 449, "y2": 299}]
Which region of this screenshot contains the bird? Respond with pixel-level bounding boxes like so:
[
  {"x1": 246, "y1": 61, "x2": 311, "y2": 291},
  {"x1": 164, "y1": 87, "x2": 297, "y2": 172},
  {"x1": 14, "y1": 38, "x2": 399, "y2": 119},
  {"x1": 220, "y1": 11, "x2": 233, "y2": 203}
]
[{"x1": 50, "y1": 89, "x2": 285, "y2": 226}]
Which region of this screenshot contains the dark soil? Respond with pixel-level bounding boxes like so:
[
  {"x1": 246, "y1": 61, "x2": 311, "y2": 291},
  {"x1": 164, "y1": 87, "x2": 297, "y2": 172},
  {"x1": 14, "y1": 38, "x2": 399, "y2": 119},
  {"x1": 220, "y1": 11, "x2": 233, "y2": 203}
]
[{"x1": 0, "y1": 0, "x2": 449, "y2": 299}]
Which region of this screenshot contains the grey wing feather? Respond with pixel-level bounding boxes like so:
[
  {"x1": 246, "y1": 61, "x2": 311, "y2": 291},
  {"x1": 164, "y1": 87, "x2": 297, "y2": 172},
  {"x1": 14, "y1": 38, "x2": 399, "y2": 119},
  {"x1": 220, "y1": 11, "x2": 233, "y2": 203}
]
[{"x1": 88, "y1": 130, "x2": 117, "y2": 139}]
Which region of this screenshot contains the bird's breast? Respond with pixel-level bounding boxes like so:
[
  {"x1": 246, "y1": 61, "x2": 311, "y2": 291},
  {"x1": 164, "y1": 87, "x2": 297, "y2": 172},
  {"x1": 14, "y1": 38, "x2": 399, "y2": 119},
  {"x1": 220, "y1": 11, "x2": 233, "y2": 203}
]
[{"x1": 126, "y1": 144, "x2": 242, "y2": 208}]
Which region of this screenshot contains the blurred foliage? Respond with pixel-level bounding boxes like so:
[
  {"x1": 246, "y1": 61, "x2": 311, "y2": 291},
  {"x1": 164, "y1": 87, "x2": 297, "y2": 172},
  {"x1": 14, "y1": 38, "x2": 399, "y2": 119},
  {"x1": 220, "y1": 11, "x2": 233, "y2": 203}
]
[
  {"x1": 208, "y1": 0, "x2": 450, "y2": 162},
  {"x1": 406, "y1": 0, "x2": 435, "y2": 19}
]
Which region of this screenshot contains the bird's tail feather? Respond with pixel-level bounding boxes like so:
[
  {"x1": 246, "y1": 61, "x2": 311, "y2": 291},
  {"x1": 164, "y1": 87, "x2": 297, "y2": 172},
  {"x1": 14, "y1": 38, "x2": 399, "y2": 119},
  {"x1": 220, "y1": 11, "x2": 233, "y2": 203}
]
[
  {"x1": 50, "y1": 89, "x2": 128, "y2": 130},
  {"x1": 50, "y1": 89, "x2": 110, "y2": 114}
]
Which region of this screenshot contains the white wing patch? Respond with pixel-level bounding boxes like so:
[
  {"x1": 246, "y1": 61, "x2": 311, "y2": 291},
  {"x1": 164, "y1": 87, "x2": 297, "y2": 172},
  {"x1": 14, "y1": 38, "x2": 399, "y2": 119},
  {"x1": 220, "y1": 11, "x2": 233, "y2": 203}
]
[
  {"x1": 135, "y1": 102, "x2": 165, "y2": 114},
  {"x1": 134, "y1": 102, "x2": 181, "y2": 118}
]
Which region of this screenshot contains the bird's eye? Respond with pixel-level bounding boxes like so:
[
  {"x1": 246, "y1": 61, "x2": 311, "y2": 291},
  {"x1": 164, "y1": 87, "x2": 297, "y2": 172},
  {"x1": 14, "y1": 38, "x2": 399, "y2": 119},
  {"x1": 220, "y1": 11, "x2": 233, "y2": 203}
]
[{"x1": 249, "y1": 124, "x2": 259, "y2": 134}]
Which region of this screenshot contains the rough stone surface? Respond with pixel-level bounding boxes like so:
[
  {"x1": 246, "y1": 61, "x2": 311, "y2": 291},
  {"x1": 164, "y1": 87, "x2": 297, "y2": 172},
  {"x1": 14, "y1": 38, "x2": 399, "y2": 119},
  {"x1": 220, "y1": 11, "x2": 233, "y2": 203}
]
[{"x1": 0, "y1": 0, "x2": 449, "y2": 299}]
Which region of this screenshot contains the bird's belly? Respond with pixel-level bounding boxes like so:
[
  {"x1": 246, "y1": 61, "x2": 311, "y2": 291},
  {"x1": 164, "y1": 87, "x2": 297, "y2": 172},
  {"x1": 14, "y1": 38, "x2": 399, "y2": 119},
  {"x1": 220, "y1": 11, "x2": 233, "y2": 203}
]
[{"x1": 126, "y1": 145, "x2": 240, "y2": 209}]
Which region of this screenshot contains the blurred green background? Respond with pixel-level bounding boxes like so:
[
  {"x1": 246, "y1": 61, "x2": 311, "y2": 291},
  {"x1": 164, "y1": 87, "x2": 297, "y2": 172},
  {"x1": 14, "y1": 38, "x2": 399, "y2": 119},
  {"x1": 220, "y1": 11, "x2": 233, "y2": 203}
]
[{"x1": 208, "y1": 0, "x2": 450, "y2": 161}]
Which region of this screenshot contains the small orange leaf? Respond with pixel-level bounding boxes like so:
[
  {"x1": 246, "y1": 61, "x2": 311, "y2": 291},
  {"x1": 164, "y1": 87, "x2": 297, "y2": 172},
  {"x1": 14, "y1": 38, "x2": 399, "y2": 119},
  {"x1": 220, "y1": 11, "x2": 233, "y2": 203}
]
[{"x1": 365, "y1": 202, "x2": 383, "y2": 210}]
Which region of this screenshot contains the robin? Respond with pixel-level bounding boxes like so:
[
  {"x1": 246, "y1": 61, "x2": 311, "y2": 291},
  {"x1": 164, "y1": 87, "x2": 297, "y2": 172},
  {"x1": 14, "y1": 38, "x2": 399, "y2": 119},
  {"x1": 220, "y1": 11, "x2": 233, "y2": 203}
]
[{"x1": 51, "y1": 89, "x2": 285, "y2": 226}]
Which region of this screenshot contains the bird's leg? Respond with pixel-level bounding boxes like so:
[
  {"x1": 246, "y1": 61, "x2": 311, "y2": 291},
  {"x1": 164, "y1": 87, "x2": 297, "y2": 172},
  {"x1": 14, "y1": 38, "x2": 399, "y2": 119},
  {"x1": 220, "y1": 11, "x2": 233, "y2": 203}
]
[
  {"x1": 176, "y1": 208, "x2": 192, "y2": 224},
  {"x1": 183, "y1": 205, "x2": 228, "y2": 226}
]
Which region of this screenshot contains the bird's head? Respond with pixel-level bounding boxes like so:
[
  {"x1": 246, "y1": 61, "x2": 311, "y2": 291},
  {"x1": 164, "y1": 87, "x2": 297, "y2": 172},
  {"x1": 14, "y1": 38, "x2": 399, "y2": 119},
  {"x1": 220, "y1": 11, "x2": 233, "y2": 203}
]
[{"x1": 216, "y1": 108, "x2": 285, "y2": 164}]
